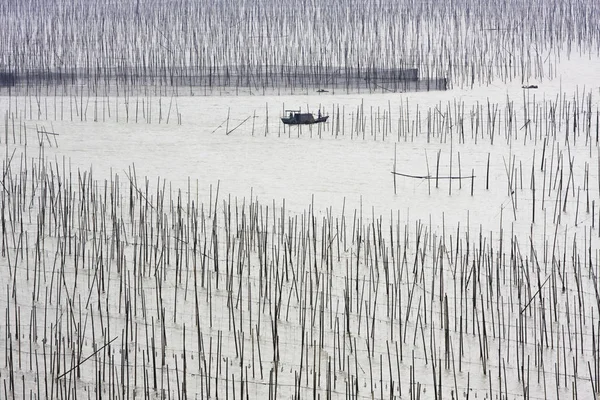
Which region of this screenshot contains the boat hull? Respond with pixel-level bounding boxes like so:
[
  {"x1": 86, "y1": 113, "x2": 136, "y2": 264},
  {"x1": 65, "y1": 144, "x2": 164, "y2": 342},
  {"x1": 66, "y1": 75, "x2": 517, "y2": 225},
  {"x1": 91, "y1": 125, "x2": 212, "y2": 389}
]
[{"x1": 281, "y1": 115, "x2": 329, "y2": 125}]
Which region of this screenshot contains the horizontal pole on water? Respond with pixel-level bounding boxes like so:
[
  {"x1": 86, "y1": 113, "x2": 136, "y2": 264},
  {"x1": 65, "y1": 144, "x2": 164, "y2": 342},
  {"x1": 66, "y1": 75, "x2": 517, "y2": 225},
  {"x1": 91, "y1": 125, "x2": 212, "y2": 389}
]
[
  {"x1": 391, "y1": 172, "x2": 475, "y2": 180},
  {"x1": 56, "y1": 336, "x2": 119, "y2": 380}
]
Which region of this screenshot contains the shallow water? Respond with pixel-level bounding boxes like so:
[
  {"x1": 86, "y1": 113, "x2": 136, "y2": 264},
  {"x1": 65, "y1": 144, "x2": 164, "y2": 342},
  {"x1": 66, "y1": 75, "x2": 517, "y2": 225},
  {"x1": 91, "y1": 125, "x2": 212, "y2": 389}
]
[{"x1": 1, "y1": 47, "x2": 599, "y2": 400}]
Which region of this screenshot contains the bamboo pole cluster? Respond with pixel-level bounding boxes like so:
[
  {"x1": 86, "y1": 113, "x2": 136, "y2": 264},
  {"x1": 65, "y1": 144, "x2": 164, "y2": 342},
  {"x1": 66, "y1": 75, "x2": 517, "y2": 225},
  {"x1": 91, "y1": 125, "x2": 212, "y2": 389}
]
[
  {"x1": 1, "y1": 98, "x2": 600, "y2": 398},
  {"x1": 0, "y1": 0, "x2": 598, "y2": 95}
]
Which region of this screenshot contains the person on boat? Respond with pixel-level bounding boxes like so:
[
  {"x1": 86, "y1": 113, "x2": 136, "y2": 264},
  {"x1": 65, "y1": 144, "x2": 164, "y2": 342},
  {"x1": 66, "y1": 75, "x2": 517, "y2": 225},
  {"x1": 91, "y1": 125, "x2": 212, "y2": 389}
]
[{"x1": 318, "y1": 109, "x2": 321, "y2": 118}]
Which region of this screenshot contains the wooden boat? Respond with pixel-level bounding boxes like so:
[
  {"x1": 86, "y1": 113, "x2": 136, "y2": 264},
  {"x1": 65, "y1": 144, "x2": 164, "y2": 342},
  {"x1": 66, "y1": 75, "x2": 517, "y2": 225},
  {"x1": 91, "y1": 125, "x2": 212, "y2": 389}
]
[{"x1": 281, "y1": 109, "x2": 329, "y2": 125}]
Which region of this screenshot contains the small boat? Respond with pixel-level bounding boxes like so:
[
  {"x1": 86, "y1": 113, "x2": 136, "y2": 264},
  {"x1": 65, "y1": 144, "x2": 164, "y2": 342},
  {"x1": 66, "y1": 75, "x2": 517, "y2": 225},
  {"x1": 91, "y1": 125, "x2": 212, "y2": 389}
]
[{"x1": 281, "y1": 109, "x2": 329, "y2": 125}]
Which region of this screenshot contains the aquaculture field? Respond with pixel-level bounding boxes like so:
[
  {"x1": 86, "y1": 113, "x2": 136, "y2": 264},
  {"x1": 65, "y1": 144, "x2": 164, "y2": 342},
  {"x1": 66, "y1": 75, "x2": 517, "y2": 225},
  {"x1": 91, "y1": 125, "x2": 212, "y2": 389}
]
[{"x1": 1, "y1": 0, "x2": 600, "y2": 399}]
